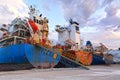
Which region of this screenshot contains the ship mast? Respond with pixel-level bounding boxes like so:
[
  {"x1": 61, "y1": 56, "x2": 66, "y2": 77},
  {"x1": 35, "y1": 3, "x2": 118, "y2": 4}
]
[
  {"x1": 28, "y1": 5, "x2": 37, "y2": 20},
  {"x1": 27, "y1": 5, "x2": 50, "y2": 47}
]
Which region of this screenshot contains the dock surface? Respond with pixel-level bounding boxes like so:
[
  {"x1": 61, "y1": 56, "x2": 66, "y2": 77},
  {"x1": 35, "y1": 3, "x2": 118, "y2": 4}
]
[{"x1": 0, "y1": 64, "x2": 120, "y2": 80}]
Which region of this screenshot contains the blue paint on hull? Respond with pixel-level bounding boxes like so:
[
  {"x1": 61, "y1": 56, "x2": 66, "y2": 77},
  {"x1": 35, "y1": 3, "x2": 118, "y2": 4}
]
[
  {"x1": 0, "y1": 44, "x2": 28, "y2": 64},
  {"x1": 91, "y1": 54, "x2": 105, "y2": 65},
  {"x1": 25, "y1": 44, "x2": 61, "y2": 68},
  {"x1": 0, "y1": 43, "x2": 105, "y2": 68},
  {"x1": 0, "y1": 44, "x2": 60, "y2": 68}
]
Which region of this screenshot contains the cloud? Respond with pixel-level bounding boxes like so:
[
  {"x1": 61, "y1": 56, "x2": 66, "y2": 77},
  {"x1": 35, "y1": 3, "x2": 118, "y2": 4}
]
[
  {"x1": 41, "y1": 0, "x2": 51, "y2": 12},
  {"x1": 55, "y1": 0, "x2": 120, "y2": 29},
  {"x1": 54, "y1": 0, "x2": 120, "y2": 49},
  {"x1": 0, "y1": 0, "x2": 28, "y2": 24},
  {"x1": 56, "y1": 0, "x2": 99, "y2": 25},
  {"x1": 101, "y1": 0, "x2": 113, "y2": 7},
  {"x1": 81, "y1": 29, "x2": 120, "y2": 49},
  {"x1": 48, "y1": 30, "x2": 58, "y2": 45},
  {"x1": 100, "y1": 0, "x2": 120, "y2": 30}
]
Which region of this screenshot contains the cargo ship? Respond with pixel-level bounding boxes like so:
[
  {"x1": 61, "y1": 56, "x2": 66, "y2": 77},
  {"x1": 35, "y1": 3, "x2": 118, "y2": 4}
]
[
  {"x1": 54, "y1": 19, "x2": 92, "y2": 66},
  {"x1": 54, "y1": 19, "x2": 108, "y2": 65},
  {"x1": 0, "y1": 6, "x2": 61, "y2": 70},
  {"x1": 0, "y1": 5, "x2": 108, "y2": 71}
]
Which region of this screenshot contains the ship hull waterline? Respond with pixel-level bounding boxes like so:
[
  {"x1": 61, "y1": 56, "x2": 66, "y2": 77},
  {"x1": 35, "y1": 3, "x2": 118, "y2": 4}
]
[
  {"x1": 25, "y1": 44, "x2": 61, "y2": 68},
  {"x1": 0, "y1": 44, "x2": 33, "y2": 71},
  {"x1": 0, "y1": 43, "x2": 106, "y2": 71},
  {"x1": 0, "y1": 44, "x2": 61, "y2": 70}
]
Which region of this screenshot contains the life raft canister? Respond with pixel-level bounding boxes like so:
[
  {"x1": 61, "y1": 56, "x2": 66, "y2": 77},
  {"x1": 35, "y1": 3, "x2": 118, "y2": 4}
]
[{"x1": 28, "y1": 19, "x2": 39, "y2": 33}]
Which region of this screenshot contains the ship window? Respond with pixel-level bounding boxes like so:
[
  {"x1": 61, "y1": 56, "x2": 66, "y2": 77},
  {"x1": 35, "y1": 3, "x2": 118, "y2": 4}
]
[
  {"x1": 39, "y1": 20, "x2": 41, "y2": 24},
  {"x1": 33, "y1": 17, "x2": 36, "y2": 22},
  {"x1": 19, "y1": 31, "x2": 25, "y2": 37},
  {"x1": 37, "y1": 20, "x2": 39, "y2": 23},
  {"x1": 25, "y1": 31, "x2": 31, "y2": 37},
  {"x1": 47, "y1": 20, "x2": 48, "y2": 23},
  {"x1": 75, "y1": 26, "x2": 79, "y2": 31},
  {"x1": 14, "y1": 25, "x2": 19, "y2": 30}
]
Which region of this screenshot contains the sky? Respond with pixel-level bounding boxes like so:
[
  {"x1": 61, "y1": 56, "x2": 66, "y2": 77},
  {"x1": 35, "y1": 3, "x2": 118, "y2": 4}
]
[{"x1": 0, "y1": 0, "x2": 120, "y2": 49}]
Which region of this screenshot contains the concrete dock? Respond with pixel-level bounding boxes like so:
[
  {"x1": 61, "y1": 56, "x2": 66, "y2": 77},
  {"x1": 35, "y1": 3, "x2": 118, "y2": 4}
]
[{"x1": 0, "y1": 64, "x2": 120, "y2": 80}]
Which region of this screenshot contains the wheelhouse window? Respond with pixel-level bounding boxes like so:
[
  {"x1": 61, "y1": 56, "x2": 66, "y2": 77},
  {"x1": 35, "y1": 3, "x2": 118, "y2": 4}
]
[
  {"x1": 75, "y1": 26, "x2": 79, "y2": 31},
  {"x1": 33, "y1": 16, "x2": 36, "y2": 22}
]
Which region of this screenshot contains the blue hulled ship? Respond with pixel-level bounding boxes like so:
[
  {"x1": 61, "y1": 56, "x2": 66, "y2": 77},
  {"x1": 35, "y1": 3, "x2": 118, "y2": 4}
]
[{"x1": 0, "y1": 6, "x2": 60, "y2": 70}]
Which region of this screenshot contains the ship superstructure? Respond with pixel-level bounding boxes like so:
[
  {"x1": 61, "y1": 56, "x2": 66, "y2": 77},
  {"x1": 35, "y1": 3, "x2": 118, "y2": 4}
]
[
  {"x1": 55, "y1": 19, "x2": 92, "y2": 66},
  {"x1": 55, "y1": 19, "x2": 81, "y2": 51},
  {"x1": 27, "y1": 6, "x2": 50, "y2": 47}
]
